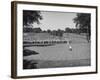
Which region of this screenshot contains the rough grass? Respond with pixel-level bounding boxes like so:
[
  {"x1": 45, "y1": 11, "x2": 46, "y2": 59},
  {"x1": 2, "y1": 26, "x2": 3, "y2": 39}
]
[{"x1": 23, "y1": 59, "x2": 90, "y2": 69}]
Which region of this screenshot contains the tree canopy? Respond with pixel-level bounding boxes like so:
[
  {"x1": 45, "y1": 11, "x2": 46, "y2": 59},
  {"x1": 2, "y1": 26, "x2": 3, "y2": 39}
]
[
  {"x1": 23, "y1": 10, "x2": 43, "y2": 26},
  {"x1": 73, "y1": 13, "x2": 91, "y2": 40}
]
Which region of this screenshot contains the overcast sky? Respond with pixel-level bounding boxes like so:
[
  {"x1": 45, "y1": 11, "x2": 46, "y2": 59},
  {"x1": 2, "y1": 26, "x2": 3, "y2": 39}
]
[{"x1": 33, "y1": 11, "x2": 77, "y2": 30}]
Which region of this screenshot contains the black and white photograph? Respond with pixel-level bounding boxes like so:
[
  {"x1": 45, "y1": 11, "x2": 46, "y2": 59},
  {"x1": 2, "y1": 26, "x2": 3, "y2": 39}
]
[
  {"x1": 23, "y1": 11, "x2": 91, "y2": 69},
  {"x1": 11, "y1": 1, "x2": 97, "y2": 78}
]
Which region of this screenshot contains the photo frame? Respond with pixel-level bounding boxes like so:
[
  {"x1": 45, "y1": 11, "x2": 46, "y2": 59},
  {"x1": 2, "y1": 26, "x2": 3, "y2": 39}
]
[{"x1": 11, "y1": 1, "x2": 98, "y2": 78}]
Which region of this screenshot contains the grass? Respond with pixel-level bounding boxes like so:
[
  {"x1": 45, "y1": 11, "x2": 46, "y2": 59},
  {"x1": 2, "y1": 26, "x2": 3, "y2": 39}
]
[
  {"x1": 23, "y1": 33, "x2": 91, "y2": 69},
  {"x1": 23, "y1": 59, "x2": 90, "y2": 69}
]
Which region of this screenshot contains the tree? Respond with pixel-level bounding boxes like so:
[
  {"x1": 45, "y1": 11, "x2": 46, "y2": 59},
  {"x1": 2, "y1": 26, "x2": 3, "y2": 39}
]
[
  {"x1": 73, "y1": 13, "x2": 91, "y2": 42},
  {"x1": 51, "y1": 30, "x2": 57, "y2": 36},
  {"x1": 47, "y1": 29, "x2": 51, "y2": 33},
  {"x1": 23, "y1": 10, "x2": 43, "y2": 26},
  {"x1": 57, "y1": 29, "x2": 63, "y2": 38},
  {"x1": 65, "y1": 28, "x2": 72, "y2": 33}
]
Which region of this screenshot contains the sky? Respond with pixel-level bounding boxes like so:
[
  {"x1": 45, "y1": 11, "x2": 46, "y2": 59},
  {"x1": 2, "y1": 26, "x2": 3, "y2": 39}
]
[{"x1": 33, "y1": 11, "x2": 77, "y2": 30}]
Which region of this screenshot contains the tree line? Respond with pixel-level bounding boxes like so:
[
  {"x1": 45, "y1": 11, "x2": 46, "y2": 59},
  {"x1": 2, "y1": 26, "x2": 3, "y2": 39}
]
[
  {"x1": 23, "y1": 27, "x2": 88, "y2": 38},
  {"x1": 23, "y1": 27, "x2": 88, "y2": 33},
  {"x1": 23, "y1": 10, "x2": 91, "y2": 41}
]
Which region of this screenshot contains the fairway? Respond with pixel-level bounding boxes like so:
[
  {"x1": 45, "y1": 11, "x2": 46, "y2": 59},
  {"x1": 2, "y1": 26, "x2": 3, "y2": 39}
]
[
  {"x1": 24, "y1": 43, "x2": 90, "y2": 61},
  {"x1": 24, "y1": 36, "x2": 91, "y2": 69}
]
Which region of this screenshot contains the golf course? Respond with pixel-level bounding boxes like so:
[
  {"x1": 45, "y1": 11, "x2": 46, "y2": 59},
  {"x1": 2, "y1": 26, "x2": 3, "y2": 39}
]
[{"x1": 23, "y1": 33, "x2": 91, "y2": 69}]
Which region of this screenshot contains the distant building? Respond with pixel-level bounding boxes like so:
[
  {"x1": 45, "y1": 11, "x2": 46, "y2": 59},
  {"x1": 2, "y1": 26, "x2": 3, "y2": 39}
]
[{"x1": 23, "y1": 27, "x2": 42, "y2": 33}]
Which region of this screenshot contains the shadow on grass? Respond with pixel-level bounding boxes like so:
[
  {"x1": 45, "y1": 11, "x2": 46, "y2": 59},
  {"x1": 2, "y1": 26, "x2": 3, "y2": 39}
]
[
  {"x1": 23, "y1": 59, "x2": 90, "y2": 69},
  {"x1": 23, "y1": 49, "x2": 39, "y2": 56},
  {"x1": 23, "y1": 60, "x2": 38, "y2": 69},
  {"x1": 23, "y1": 49, "x2": 39, "y2": 69}
]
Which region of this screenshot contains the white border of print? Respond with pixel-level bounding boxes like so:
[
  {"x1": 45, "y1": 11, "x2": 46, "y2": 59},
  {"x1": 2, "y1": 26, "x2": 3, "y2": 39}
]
[{"x1": 17, "y1": 3, "x2": 96, "y2": 76}]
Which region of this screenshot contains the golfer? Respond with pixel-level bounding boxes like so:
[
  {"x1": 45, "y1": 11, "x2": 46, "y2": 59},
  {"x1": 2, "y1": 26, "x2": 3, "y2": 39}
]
[{"x1": 68, "y1": 40, "x2": 72, "y2": 51}]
